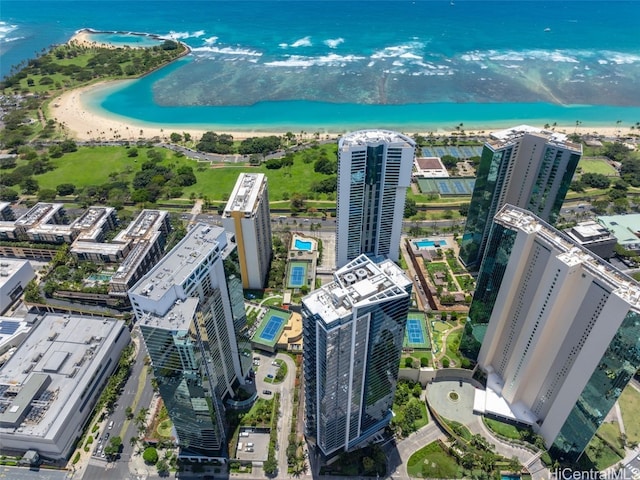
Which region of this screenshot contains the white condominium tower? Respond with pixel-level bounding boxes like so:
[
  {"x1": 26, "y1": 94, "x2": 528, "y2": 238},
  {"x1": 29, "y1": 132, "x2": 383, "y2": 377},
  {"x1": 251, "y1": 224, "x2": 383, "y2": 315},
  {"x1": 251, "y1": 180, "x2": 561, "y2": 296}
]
[
  {"x1": 460, "y1": 125, "x2": 582, "y2": 268},
  {"x1": 222, "y1": 173, "x2": 272, "y2": 289},
  {"x1": 468, "y1": 205, "x2": 640, "y2": 462},
  {"x1": 128, "y1": 223, "x2": 251, "y2": 459},
  {"x1": 336, "y1": 130, "x2": 415, "y2": 268},
  {"x1": 302, "y1": 254, "x2": 412, "y2": 461}
]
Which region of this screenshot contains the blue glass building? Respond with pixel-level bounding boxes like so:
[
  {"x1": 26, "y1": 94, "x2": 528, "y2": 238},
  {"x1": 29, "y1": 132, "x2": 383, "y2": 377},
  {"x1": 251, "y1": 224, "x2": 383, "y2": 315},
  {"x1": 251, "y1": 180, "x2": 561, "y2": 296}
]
[
  {"x1": 129, "y1": 224, "x2": 251, "y2": 459},
  {"x1": 459, "y1": 125, "x2": 581, "y2": 269}
]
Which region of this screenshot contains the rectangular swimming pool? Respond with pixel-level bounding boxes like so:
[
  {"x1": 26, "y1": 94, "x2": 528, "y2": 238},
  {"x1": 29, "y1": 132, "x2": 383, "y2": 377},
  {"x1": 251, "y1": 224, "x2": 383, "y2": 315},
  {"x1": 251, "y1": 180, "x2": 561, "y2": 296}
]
[
  {"x1": 294, "y1": 238, "x2": 312, "y2": 251},
  {"x1": 414, "y1": 239, "x2": 447, "y2": 249}
]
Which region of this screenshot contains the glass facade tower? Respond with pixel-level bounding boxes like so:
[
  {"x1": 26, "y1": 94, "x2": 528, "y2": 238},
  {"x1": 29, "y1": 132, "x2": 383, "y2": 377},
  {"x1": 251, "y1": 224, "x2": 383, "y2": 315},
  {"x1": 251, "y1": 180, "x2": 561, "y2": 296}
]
[
  {"x1": 336, "y1": 130, "x2": 415, "y2": 268},
  {"x1": 129, "y1": 224, "x2": 251, "y2": 458},
  {"x1": 459, "y1": 125, "x2": 581, "y2": 269},
  {"x1": 467, "y1": 205, "x2": 640, "y2": 463},
  {"x1": 302, "y1": 255, "x2": 412, "y2": 460}
]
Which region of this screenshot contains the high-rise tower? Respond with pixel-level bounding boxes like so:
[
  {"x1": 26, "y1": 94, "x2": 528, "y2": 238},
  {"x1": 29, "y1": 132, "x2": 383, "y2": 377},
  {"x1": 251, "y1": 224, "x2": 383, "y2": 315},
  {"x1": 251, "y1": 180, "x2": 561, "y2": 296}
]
[
  {"x1": 222, "y1": 173, "x2": 272, "y2": 289},
  {"x1": 459, "y1": 125, "x2": 582, "y2": 268},
  {"x1": 335, "y1": 130, "x2": 415, "y2": 268},
  {"x1": 129, "y1": 223, "x2": 251, "y2": 459},
  {"x1": 466, "y1": 205, "x2": 640, "y2": 462},
  {"x1": 302, "y1": 254, "x2": 411, "y2": 460}
]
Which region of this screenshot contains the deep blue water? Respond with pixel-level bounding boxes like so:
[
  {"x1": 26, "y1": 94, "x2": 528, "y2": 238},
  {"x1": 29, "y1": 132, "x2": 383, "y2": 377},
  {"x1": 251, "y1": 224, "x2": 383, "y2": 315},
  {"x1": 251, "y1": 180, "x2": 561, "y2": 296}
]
[{"x1": 3, "y1": 1, "x2": 640, "y2": 129}]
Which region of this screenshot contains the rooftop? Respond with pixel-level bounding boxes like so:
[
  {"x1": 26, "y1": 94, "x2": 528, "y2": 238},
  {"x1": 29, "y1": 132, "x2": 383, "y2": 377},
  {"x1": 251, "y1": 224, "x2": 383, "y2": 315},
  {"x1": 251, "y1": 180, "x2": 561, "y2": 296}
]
[
  {"x1": 14, "y1": 203, "x2": 64, "y2": 228},
  {"x1": 598, "y1": 214, "x2": 640, "y2": 249},
  {"x1": 223, "y1": 173, "x2": 266, "y2": 215},
  {"x1": 0, "y1": 313, "x2": 125, "y2": 437},
  {"x1": 113, "y1": 209, "x2": 166, "y2": 242},
  {"x1": 0, "y1": 317, "x2": 31, "y2": 350},
  {"x1": 139, "y1": 296, "x2": 199, "y2": 332},
  {"x1": 339, "y1": 129, "x2": 416, "y2": 149},
  {"x1": 0, "y1": 259, "x2": 32, "y2": 288},
  {"x1": 488, "y1": 125, "x2": 582, "y2": 153},
  {"x1": 129, "y1": 223, "x2": 227, "y2": 302},
  {"x1": 496, "y1": 205, "x2": 640, "y2": 309},
  {"x1": 303, "y1": 255, "x2": 411, "y2": 325},
  {"x1": 567, "y1": 221, "x2": 616, "y2": 242}
]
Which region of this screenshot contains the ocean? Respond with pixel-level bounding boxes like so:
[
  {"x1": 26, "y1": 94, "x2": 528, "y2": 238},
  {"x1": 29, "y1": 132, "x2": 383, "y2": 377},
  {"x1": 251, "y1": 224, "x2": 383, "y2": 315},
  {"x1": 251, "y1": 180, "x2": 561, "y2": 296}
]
[{"x1": 2, "y1": 1, "x2": 640, "y2": 131}]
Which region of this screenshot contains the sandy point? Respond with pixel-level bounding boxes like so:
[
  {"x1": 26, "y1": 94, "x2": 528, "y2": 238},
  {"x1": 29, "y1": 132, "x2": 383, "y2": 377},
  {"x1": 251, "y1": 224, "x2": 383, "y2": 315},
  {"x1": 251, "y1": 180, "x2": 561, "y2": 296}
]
[{"x1": 49, "y1": 81, "x2": 290, "y2": 142}]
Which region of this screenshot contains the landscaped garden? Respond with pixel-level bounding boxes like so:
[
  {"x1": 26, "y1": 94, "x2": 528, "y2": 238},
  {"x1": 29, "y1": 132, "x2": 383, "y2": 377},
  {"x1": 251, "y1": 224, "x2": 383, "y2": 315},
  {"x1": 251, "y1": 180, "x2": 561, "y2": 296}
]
[{"x1": 391, "y1": 380, "x2": 429, "y2": 437}]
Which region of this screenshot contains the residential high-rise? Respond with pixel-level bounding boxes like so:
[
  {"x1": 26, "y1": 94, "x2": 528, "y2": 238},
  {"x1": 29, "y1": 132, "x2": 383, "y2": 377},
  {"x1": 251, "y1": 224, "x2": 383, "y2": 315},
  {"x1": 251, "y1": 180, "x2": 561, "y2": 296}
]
[
  {"x1": 222, "y1": 173, "x2": 272, "y2": 289},
  {"x1": 335, "y1": 130, "x2": 415, "y2": 268},
  {"x1": 302, "y1": 254, "x2": 411, "y2": 460},
  {"x1": 466, "y1": 205, "x2": 640, "y2": 462},
  {"x1": 128, "y1": 223, "x2": 251, "y2": 459},
  {"x1": 459, "y1": 125, "x2": 582, "y2": 268}
]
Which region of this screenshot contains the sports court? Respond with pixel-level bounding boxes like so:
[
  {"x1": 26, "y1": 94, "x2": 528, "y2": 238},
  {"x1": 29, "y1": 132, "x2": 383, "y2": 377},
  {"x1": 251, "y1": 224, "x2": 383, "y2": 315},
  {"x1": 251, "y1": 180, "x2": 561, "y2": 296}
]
[
  {"x1": 421, "y1": 146, "x2": 483, "y2": 159},
  {"x1": 403, "y1": 313, "x2": 431, "y2": 350},
  {"x1": 252, "y1": 308, "x2": 292, "y2": 349},
  {"x1": 287, "y1": 261, "x2": 309, "y2": 288},
  {"x1": 416, "y1": 177, "x2": 475, "y2": 196}
]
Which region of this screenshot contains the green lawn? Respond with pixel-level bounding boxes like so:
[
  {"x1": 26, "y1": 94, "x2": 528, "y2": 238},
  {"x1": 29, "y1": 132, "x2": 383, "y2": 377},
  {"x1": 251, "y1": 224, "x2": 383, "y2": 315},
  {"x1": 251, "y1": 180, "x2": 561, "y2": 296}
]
[
  {"x1": 33, "y1": 146, "x2": 143, "y2": 190},
  {"x1": 483, "y1": 417, "x2": 523, "y2": 440},
  {"x1": 578, "y1": 158, "x2": 618, "y2": 176},
  {"x1": 583, "y1": 435, "x2": 623, "y2": 470},
  {"x1": 27, "y1": 143, "x2": 340, "y2": 203},
  {"x1": 618, "y1": 384, "x2": 640, "y2": 444},
  {"x1": 597, "y1": 422, "x2": 623, "y2": 452},
  {"x1": 407, "y1": 441, "x2": 461, "y2": 478}
]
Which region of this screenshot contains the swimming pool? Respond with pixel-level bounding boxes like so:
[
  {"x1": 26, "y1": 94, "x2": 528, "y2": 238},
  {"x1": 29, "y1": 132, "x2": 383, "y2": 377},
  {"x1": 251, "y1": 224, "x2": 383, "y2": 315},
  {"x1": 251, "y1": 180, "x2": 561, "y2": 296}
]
[
  {"x1": 87, "y1": 273, "x2": 113, "y2": 282},
  {"x1": 294, "y1": 238, "x2": 312, "y2": 251},
  {"x1": 415, "y1": 239, "x2": 447, "y2": 249}
]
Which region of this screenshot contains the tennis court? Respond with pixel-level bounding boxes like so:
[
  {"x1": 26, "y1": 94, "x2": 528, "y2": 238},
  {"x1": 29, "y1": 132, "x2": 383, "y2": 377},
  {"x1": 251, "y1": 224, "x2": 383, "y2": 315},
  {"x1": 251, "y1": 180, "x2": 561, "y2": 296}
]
[
  {"x1": 417, "y1": 178, "x2": 475, "y2": 196},
  {"x1": 422, "y1": 146, "x2": 483, "y2": 159},
  {"x1": 252, "y1": 308, "x2": 292, "y2": 349},
  {"x1": 407, "y1": 319, "x2": 425, "y2": 344},
  {"x1": 260, "y1": 315, "x2": 285, "y2": 342},
  {"x1": 287, "y1": 261, "x2": 309, "y2": 288},
  {"x1": 404, "y1": 313, "x2": 431, "y2": 350}
]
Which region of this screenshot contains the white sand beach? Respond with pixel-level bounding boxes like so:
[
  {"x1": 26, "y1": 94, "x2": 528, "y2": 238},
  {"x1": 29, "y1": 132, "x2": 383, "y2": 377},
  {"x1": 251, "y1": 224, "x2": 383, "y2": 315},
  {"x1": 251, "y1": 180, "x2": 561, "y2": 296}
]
[
  {"x1": 50, "y1": 78, "x2": 627, "y2": 143},
  {"x1": 68, "y1": 30, "x2": 122, "y2": 50}
]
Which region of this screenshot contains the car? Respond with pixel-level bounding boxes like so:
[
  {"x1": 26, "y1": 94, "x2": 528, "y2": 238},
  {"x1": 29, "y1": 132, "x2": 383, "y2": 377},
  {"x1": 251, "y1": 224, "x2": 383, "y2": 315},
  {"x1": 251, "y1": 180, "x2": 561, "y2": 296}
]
[
  {"x1": 266, "y1": 374, "x2": 274, "y2": 379},
  {"x1": 272, "y1": 361, "x2": 278, "y2": 366},
  {"x1": 263, "y1": 389, "x2": 272, "y2": 395},
  {"x1": 108, "y1": 420, "x2": 114, "y2": 430},
  {"x1": 104, "y1": 432, "x2": 110, "y2": 441}
]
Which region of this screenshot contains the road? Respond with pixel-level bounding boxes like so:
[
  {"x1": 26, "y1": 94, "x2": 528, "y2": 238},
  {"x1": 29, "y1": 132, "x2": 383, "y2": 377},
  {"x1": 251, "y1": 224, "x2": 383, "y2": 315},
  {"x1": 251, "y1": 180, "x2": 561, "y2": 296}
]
[{"x1": 80, "y1": 331, "x2": 155, "y2": 480}]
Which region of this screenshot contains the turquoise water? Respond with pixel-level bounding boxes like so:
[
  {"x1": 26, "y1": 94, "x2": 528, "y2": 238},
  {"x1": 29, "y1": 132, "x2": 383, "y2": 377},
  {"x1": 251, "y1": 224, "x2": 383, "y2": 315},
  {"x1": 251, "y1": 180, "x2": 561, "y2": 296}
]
[
  {"x1": 88, "y1": 32, "x2": 164, "y2": 48},
  {"x1": 3, "y1": 1, "x2": 640, "y2": 129},
  {"x1": 87, "y1": 273, "x2": 112, "y2": 282},
  {"x1": 415, "y1": 239, "x2": 447, "y2": 248},
  {"x1": 294, "y1": 239, "x2": 312, "y2": 251}
]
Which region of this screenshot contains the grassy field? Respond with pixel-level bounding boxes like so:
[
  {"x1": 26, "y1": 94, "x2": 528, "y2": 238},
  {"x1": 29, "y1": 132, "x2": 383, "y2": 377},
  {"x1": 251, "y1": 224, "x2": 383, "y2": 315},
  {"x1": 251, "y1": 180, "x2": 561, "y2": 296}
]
[
  {"x1": 25, "y1": 143, "x2": 341, "y2": 203},
  {"x1": 407, "y1": 441, "x2": 461, "y2": 478},
  {"x1": 597, "y1": 422, "x2": 623, "y2": 452},
  {"x1": 618, "y1": 384, "x2": 640, "y2": 444},
  {"x1": 578, "y1": 158, "x2": 618, "y2": 176}
]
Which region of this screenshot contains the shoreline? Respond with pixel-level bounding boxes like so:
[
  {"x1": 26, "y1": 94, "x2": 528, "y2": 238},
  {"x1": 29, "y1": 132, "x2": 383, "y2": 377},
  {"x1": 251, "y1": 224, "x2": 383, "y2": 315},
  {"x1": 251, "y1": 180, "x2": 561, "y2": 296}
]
[{"x1": 50, "y1": 77, "x2": 633, "y2": 143}]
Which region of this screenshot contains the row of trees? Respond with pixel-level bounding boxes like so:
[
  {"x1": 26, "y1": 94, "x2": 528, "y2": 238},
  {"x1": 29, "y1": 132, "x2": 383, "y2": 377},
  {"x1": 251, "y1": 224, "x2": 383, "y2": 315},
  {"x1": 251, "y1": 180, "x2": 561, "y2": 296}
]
[{"x1": 195, "y1": 131, "x2": 284, "y2": 157}]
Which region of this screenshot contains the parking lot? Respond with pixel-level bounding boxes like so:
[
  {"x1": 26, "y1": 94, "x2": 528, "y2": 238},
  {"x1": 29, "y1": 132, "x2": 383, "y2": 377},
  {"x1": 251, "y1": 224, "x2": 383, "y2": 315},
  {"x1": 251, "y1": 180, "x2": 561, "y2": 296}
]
[{"x1": 235, "y1": 428, "x2": 271, "y2": 461}]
